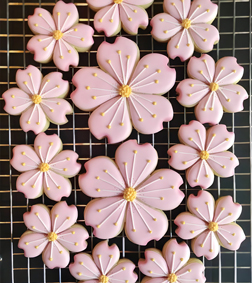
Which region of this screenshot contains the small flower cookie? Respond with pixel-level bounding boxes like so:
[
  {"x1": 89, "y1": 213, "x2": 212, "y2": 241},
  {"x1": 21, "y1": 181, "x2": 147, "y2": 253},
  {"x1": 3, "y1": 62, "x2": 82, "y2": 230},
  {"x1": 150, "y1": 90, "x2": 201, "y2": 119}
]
[
  {"x1": 71, "y1": 37, "x2": 175, "y2": 144},
  {"x1": 79, "y1": 140, "x2": 184, "y2": 246},
  {"x1": 2, "y1": 65, "x2": 72, "y2": 134},
  {"x1": 176, "y1": 54, "x2": 248, "y2": 124},
  {"x1": 86, "y1": 0, "x2": 154, "y2": 37},
  {"x1": 10, "y1": 133, "x2": 81, "y2": 201},
  {"x1": 175, "y1": 190, "x2": 245, "y2": 260},
  {"x1": 18, "y1": 201, "x2": 89, "y2": 269},
  {"x1": 69, "y1": 240, "x2": 138, "y2": 283},
  {"x1": 151, "y1": 0, "x2": 220, "y2": 61},
  {"x1": 168, "y1": 120, "x2": 239, "y2": 189},
  {"x1": 27, "y1": 0, "x2": 94, "y2": 71},
  {"x1": 138, "y1": 238, "x2": 206, "y2": 283}
]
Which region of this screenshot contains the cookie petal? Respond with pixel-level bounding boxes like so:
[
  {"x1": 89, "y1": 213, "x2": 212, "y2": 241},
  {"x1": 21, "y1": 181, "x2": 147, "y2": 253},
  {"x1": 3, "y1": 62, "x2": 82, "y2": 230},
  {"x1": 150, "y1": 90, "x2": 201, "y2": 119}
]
[
  {"x1": 176, "y1": 259, "x2": 205, "y2": 283},
  {"x1": 86, "y1": 0, "x2": 114, "y2": 10},
  {"x1": 124, "y1": 0, "x2": 153, "y2": 5},
  {"x1": 164, "y1": 0, "x2": 191, "y2": 21},
  {"x1": 188, "y1": 0, "x2": 218, "y2": 23}
]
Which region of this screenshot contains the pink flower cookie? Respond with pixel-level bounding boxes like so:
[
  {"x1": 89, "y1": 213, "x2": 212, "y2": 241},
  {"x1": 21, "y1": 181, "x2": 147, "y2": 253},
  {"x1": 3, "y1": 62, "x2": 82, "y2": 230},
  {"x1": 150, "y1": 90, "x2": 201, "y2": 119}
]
[
  {"x1": 176, "y1": 54, "x2": 248, "y2": 124},
  {"x1": 168, "y1": 120, "x2": 239, "y2": 189},
  {"x1": 2, "y1": 65, "x2": 72, "y2": 134},
  {"x1": 69, "y1": 240, "x2": 138, "y2": 283},
  {"x1": 10, "y1": 133, "x2": 81, "y2": 202},
  {"x1": 175, "y1": 190, "x2": 245, "y2": 260},
  {"x1": 18, "y1": 201, "x2": 89, "y2": 269},
  {"x1": 71, "y1": 37, "x2": 175, "y2": 144},
  {"x1": 27, "y1": 0, "x2": 94, "y2": 71},
  {"x1": 79, "y1": 140, "x2": 184, "y2": 246},
  {"x1": 86, "y1": 0, "x2": 153, "y2": 37},
  {"x1": 138, "y1": 239, "x2": 205, "y2": 283},
  {"x1": 150, "y1": 0, "x2": 220, "y2": 61}
]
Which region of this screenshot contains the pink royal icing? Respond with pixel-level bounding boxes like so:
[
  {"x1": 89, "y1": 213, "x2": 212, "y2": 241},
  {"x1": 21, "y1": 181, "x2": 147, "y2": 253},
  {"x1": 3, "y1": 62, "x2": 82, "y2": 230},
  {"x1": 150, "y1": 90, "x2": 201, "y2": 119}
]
[
  {"x1": 86, "y1": 0, "x2": 154, "y2": 37},
  {"x1": 71, "y1": 37, "x2": 175, "y2": 144},
  {"x1": 10, "y1": 133, "x2": 81, "y2": 201},
  {"x1": 168, "y1": 120, "x2": 239, "y2": 189},
  {"x1": 69, "y1": 240, "x2": 138, "y2": 283},
  {"x1": 2, "y1": 65, "x2": 72, "y2": 134},
  {"x1": 175, "y1": 190, "x2": 245, "y2": 260},
  {"x1": 79, "y1": 140, "x2": 184, "y2": 246},
  {"x1": 27, "y1": 0, "x2": 94, "y2": 71},
  {"x1": 138, "y1": 238, "x2": 206, "y2": 283},
  {"x1": 18, "y1": 201, "x2": 89, "y2": 269},
  {"x1": 150, "y1": 0, "x2": 220, "y2": 62},
  {"x1": 176, "y1": 54, "x2": 248, "y2": 124}
]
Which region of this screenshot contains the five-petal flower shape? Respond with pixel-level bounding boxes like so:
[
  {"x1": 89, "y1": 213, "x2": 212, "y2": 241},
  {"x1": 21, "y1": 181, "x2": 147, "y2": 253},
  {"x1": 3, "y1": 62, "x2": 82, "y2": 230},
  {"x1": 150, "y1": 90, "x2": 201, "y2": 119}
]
[
  {"x1": 175, "y1": 190, "x2": 245, "y2": 260},
  {"x1": 151, "y1": 0, "x2": 219, "y2": 61},
  {"x1": 176, "y1": 54, "x2": 248, "y2": 125},
  {"x1": 79, "y1": 140, "x2": 184, "y2": 245},
  {"x1": 71, "y1": 37, "x2": 175, "y2": 144},
  {"x1": 18, "y1": 201, "x2": 89, "y2": 269},
  {"x1": 69, "y1": 240, "x2": 138, "y2": 283},
  {"x1": 138, "y1": 238, "x2": 205, "y2": 283},
  {"x1": 27, "y1": 0, "x2": 94, "y2": 71},
  {"x1": 86, "y1": 0, "x2": 153, "y2": 37},
  {"x1": 10, "y1": 133, "x2": 81, "y2": 201},
  {"x1": 168, "y1": 120, "x2": 239, "y2": 189},
  {"x1": 2, "y1": 65, "x2": 72, "y2": 134}
]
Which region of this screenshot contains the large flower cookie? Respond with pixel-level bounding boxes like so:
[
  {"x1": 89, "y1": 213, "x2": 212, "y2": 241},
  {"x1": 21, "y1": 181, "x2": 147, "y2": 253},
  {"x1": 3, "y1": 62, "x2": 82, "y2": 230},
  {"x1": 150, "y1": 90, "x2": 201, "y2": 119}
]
[
  {"x1": 151, "y1": 0, "x2": 220, "y2": 61},
  {"x1": 2, "y1": 65, "x2": 72, "y2": 134},
  {"x1": 86, "y1": 0, "x2": 154, "y2": 37},
  {"x1": 71, "y1": 37, "x2": 175, "y2": 144},
  {"x1": 175, "y1": 190, "x2": 245, "y2": 260},
  {"x1": 69, "y1": 240, "x2": 138, "y2": 283},
  {"x1": 27, "y1": 0, "x2": 94, "y2": 71},
  {"x1": 168, "y1": 120, "x2": 239, "y2": 189},
  {"x1": 138, "y1": 238, "x2": 205, "y2": 283},
  {"x1": 176, "y1": 54, "x2": 248, "y2": 124},
  {"x1": 18, "y1": 201, "x2": 89, "y2": 269},
  {"x1": 10, "y1": 133, "x2": 81, "y2": 201},
  {"x1": 79, "y1": 140, "x2": 184, "y2": 245}
]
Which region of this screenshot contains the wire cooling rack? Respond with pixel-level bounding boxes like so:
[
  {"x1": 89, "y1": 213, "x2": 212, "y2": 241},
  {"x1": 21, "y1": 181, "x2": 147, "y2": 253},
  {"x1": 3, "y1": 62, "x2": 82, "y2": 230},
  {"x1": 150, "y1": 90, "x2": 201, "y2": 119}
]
[{"x1": 0, "y1": 0, "x2": 251, "y2": 282}]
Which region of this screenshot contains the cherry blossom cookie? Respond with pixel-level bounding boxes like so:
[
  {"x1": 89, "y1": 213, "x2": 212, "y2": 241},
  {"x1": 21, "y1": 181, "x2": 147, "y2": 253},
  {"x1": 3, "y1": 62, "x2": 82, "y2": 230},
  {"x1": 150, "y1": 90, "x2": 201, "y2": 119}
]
[
  {"x1": 2, "y1": 65, "x2": 72, "y2": 134},
  {"x1": 79, "y1": 140, "x2": 184, "y2": 245},
  {"x1": 18, "y1": 201, "x2": 89, "y2": 269},
  {"x1": 71, "y1": 36, "x2": 175, "y2": 144},
  {"x1": 86, "y1": 0, "x2": 154, "y2": 37},
  {"x1": 176, "y1": 54, "x2": 248, "y2": 124},
  {"x1": 175, "y1": 190, "x2": 245, "y2": 260},
  {"x1": 138, "y1": 238, "x2": 206, "y2": 283},
  {"x1": 10, "y1": 133, "x2": 81, "y2": 202},
  {"x1": 27, "y1": 0, "x2": 94, "y2": 71},
  {"x1": 69, "y1": 240, "x2": 138, "y2": 283},
  {"x1": 168, "y1": 120, "x2": 239, "y2": 189},
  {"x1": 150, "y1": 0, "x2": 219, "y2": 61}
]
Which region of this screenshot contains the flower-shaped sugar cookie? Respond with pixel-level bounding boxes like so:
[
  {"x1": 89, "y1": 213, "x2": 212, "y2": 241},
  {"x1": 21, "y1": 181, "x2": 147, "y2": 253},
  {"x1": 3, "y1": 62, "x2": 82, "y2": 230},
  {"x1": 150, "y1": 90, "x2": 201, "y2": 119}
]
[
  {"x1": 177, "y1": 54, "x2": 248, "y2": 124},
  {"x1": 151, "y1": 0, "x2": 219, "y2": 61},
  {"x1": 87, "y1": 0, "x2": 153, "y2": 37},
  {"x1": 10, "y1": 133, "x2": 81, "y2": 201},
  {"x1": 79, "y1": 140, "x2": 184, "y2": 246},
  {"x1": 27, "y1": 0, "x2": 94, "y2": 71},
  {"x1": 69, "y1": 240, "x2": 138, "y2": 283},
  {"x1": 138, "y1": 239, "x2": 205, "y2": 283},
  {"x1": 18, "y1": 201, "x2": 89, "y2": 269},
  {"x1": 175, "y1": 190, "x2": 245, "y2": 260},
  {"x1": 168, "y1": 120, "x2": 239, "y2": 189},
  {"x1": 71, "y1": 37, "x2": 175, "y2": 144}
]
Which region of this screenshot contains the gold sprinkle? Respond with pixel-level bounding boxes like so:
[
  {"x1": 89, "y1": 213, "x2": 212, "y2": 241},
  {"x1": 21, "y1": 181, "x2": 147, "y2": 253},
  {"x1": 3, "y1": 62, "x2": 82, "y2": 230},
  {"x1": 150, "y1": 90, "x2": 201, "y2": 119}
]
[
  {"x1": 60, "y1": 56, "x2": 64, "y2": 59},
  {"x1": 174, "y1": 150, "x2": 178, "y2": 153},
  {"x1": 35, "y1": 212, "x2": 39, "y2": 216},
  {"x1": 21, "y1": 182, "x2": 25, "y2": 186},
  {"x1": 34, "y1": 24, "x2": 38, "y2": 27},
  {"x1": 110, "y1": 19, "x2": 114, "y2": 23},
  {"x1": 68, "y1": 50, "x2": 71, "y2": 53},
  {"x1": 227, "y1": 99, "x2": 231, "y2": 102},
  {"x1": 160, "y1": 18, "x2": 164, "y2": 22},
  {"x1": 104, "y1": 169, "x2": 108, "y2": 173},
  {"x1": 160, "y1": 197, "x2": 164, "y2": 200},
  {"x1": 205, "y1": 28, "x2": 209, "y2": 31},
  {"x1": 157, "y1": 69, "x2": 161, "y2": 73},
  {"x1": 183, "y1": 161, "x2": 187, "y2": 165},
  {"x1": 237, "y1": 91, "x2": 240, "y2": 95},
  {"x1": 67, "y1": 12, "x2": 71, "y2": 16},
  {"x1": 74, "y1": 28, "x2": 78, "y2": 32},
  {"x1": 97, "y1": 209, "x2": 101, "y2": 212},
  {"x1": 127, "y1": 55, "x2": 130, "y2": 59},
  {"x1": 132, "y1": 228, "x2": 136, "y2": 232},
  {"x1": 206, "y1": 9, "x2": 210, "y2": 12},
  {"x1": 133, "y1": 9, "x2": 137, "y2": 13},
  {"x1": 93, "y1": 73, "x2": 98, "y2": 77},
  {"x1": 191, "y1": 230, "x2": 194, "y2": 234},
  {"x1": 57, "y1": 186, "x2": 61, "y2": 189},
  {"x1": 107, "y1": 60, "x2": 111, "y2": 64},
  {"x1": 57, "y1": 102, "x2": 60, "y2": 105},
  {"x1": 209, "y1": 249, "x2": 213, "y2": 252},
  {"x1": 128, "y1": 17, "x2": 132, "y2": 21},
  {"x1": 78, "y1": 272, "x2": 82, "y2": 276},
  {"x1": 147, "y1": 160, "x2": 151, "y2": 163},
  {"x1": 152, "y1": 114, "x2": 157, "y2": 118},
  {"x1": 210, "y1": 107, "x2": 214, "y2": 111},
  {"x1": 155, "y1": 80, "x2": 159, "y2": 84},
  {"x1": 25, "y1": 242, "x2": 29, "y2": 245},
  {"x1": 72, "y1": 231, "x2": 75, "y2": 234},
  {"x1": 22, "y1": 163, "x2": 25, "y2": 166},
  {"x1": 107, "y1": 125, "x2": 111, "y2": 129},
  {"x1": 63, "y1": 168, "x2": 67, "y2": 171},
  {"x1": 159, "y1": 176, "x2": 164, "y2": 180},
  {"x1": 133, "y1": 150, "x2": 137, "y2": 154},
  {"x1": 181, "y1": 221, "x2": 185, "y2": 224},
  {"x1": 81, "y1": 38, "x2": 85, "y2": 41},
  {"x1": 92, "y1": 96, "x2": 97, "y2": 100},
  {"x1": 101, "y1": 112, "x2": 105, "y2": 116},
  {"x1": 175, "y1": 45, "x2": 179, "y2": 49},
  {"x1": 180, "y1": 258, "x2": 184, "y2": 261},
  {"x1": 172, "y1": 251, "x2": 176, "y2": 255},
  {"x1": 47, "y1": 187, "x2": 50, "y2": 190},
  {"x1": 153, "y1": 218, "x2": 157, "y2": 221},
  {"x1": 152, "y1": 101, "x2": 157, "y2": 105},
  {"x1": 145, "y1": 65, "x2": 149, "y2": 69},
  {"x1": 122, "y1": 267, "x2": 126, "y2": 271},
  {"x1": 164, "y1": 30, "x2": 168, "y2": 34},
  {"x1": 11, "y1": 95, "x2": 15, "y2": 98},
  {"x1": 222, "y1": 165, "x2": 226, "y2": 169},
  {"x1": 151, "y1": 258, "x2": 155, "y2": 262},
  {"x1": 96, "y1": 176, "x2": 100, "y2": 180},
  {"x1": 139, "y1": 118, "x2": 144, "y2": 122},
  {"x1": 57, "y1": 12, "x2": 60, "y2": 15},
  {"x1": 74, "y1": 242, "x2": 78, "y2": 246},
  {"x1": 35, "y1": 246, "x2": 39, "y2": 249},
  {"x1": 229, "y1": 212, "x2": 233, "y2": 216},
  {"x1": 50, "y1": 109, "x2": 54, "y2": 112},
  {"x1": 120, "y1": 123, "x2": 124, "y2": 126},
  {"x1": 59, "y1": 251, "x2": 63, "y2": 254},
  {"x1": 99, "y1": 19, "x2": 103, "y2": 23},
  {"x1": 232, "y1": 233, "x2": 236, "y2": 236},
  {"x1": 67, "y1": 217, "x2": 70, "y2": 220},
  {"x1": 110, "y1": 255, "x2": 114, "y2": 258},
  {"x1": 233, "y1": 70, "x2": 236, "y2": 73},
  {"x1": 225, "y1": 138, "x2": 229, "y2": 141},
  {"x1": 114, "y1": 222, "x2": 118, "y2": 226},
  {"x1": 117, "y1": 50, "x2": 121, "y2": 54},
  {"x1": 190, "y1": 84, "x2": 194, "y2": 87},
  {"x1": 96, "y1": 189, "x2": 101, "y2": 192}
]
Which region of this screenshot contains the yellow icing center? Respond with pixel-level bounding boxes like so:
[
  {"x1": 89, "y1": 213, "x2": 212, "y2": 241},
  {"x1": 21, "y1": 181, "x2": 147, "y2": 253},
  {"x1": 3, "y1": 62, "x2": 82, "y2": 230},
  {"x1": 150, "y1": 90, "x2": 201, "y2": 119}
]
[
  {"x1": 168, "y1": 273, "x2": 177, "y2": 283},
  {"x1": 118, "y1": 85, "x2": 132, "y2": 97},
  {"x1": 123, "y1": 187, "x2": 136, "y2": 202},
  {"x1": 209, "y1": 82, "x2": 219, "y2": 92},
  {"x1": 181, "y1": 18, "x2": 191, "y2": 29},
  {"x1": 47, "y1": 232, "x2": 58, "y2": 241},
  {"x1": 208, "y1": 221, "x2": 218, "y2": 232},
  {"x1": 32, "y1": 94, "x2": 42, "y2": 104},
  {"x1": 39, "y1": 163, "x2": 50, "y2": 172},
  {"x1": 99, "y1": 275, "x2": 109, "y2": 283},
  {"x1": 53, "y1": 30, "x2": 63, "y2": 40},
  {"x1": 114, "y1": 0, "x2": 123, "y2": 3},
  {"x1": 200, "y1": 150, "x2": 209, "y2": 160}
]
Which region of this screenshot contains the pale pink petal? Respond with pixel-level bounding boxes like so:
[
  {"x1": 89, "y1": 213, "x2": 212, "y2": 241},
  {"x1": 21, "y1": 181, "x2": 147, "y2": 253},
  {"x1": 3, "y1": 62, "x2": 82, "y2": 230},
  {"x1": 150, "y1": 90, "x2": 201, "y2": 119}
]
[
  {"x1": 164, "y1": 0, "x2": 191, "y2": 21},
  {"x1": 124, "y1": 0, "x2": 153, "y2": 5},
  {"x1": 140, "y1": 279, "x2": 167, "y2": 283},
  {"x1": 79, "y1": 280, "x2": 99, "y2": 283},
  {"x1": 86, "y1": 0, "x2": 114, "y2": 10},
  {"x1": 136, "y1": 169, "x2": 184, "y2": 210},
  {"x1": 188, "y1": 0, "x2": 218, "y2": 23},
  {"x1": 176, "y1": 259, "x2": 205, "y2": 283}
]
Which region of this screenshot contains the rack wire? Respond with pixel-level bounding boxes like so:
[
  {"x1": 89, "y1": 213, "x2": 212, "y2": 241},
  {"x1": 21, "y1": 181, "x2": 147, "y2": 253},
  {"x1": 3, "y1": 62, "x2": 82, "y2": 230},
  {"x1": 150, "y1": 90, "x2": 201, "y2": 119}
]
[{"x1": 0, "y1": 0, "x2": 251, "y2": 282}]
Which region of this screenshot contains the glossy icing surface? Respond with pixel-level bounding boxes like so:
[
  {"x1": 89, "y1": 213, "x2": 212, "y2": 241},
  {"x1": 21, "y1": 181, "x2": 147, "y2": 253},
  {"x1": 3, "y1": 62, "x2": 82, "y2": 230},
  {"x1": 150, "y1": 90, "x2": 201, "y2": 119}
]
[
  {"x1": 150, "y1": 0, "x2": 220, "y2": 61},
  {"x1": 71, "y1": 37, "x2": 175, "y2": 144},
  {"x1": 79, "y1": 140, "x2": 184, "y2": 245},
  {"x1": 27, "y1": 0, "x2": 94, "y2": 71},
  {"x1": 10, "y1": 133, "x2": 81, "y2": 201},
  {"x1": 174, "y1": 190, "x2": 245, "y2": 260},
  {"x1": 18, "y1": 201, "x2": 89, "y2": 268}
]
